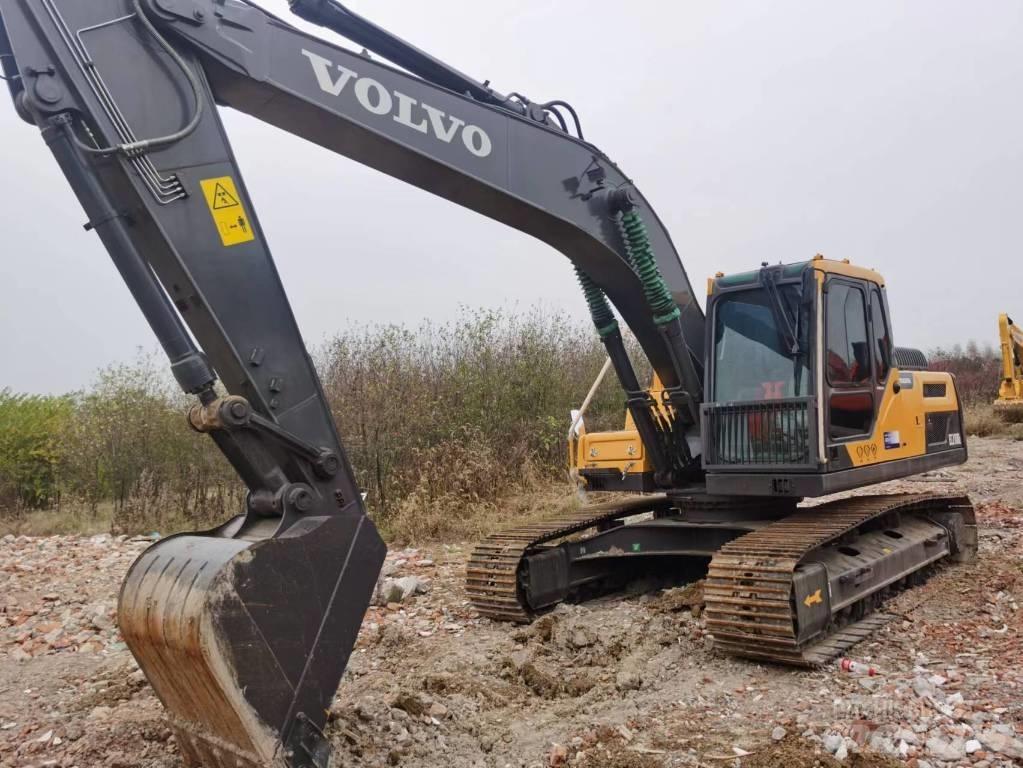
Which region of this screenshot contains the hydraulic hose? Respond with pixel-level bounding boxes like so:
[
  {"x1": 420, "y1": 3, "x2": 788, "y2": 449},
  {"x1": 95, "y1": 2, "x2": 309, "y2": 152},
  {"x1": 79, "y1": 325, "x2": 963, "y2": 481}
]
[
  {"x1": 71, "y1": 0, "x2": 204, "y2": 157},
  {"x1": 574, "y1": 266, "x2": 619, "y2": 338},
  {"x1": 572, "y1": 262, "x2": 677, "y2": 484},
  {"x1": 618, "y1": 208, "x2": 681, "y2": 327}
]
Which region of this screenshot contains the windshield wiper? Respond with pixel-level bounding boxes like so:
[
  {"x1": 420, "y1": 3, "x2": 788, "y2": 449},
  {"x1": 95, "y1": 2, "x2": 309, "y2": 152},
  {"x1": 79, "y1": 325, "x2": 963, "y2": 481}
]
[{"x1": 758, "y1": 266, "x2": 800, "y2": 357}]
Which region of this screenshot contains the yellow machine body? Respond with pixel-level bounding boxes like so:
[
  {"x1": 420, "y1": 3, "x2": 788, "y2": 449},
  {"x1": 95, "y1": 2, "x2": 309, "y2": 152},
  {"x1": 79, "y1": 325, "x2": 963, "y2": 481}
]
[
  {"x1": 569, "y1": 376, "x2": 664, "y2": 489},
  {"x1": 572, "y1": 256, "x2": 966, "y2": 496},
  {"x1": 994, "y1": 313, "x2": 1023, "y2": 420}
]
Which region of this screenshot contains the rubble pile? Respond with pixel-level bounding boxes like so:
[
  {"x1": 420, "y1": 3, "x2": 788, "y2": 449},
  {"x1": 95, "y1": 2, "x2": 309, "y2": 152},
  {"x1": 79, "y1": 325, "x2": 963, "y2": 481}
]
[
  {"x1": 1, "y1": 533, "x2": 149, "y2": 661},
  {"x1": 0, "y1": 437, "x2": 1021, "y2": 767}
]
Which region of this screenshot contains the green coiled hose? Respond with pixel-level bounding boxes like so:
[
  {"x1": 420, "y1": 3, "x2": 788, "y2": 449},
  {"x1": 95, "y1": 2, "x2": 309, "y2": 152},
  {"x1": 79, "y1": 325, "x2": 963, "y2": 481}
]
[
  {"x1": 618, "y1": 209, "x2": 681, "y2": 326},
  {"x1": 575, "y1": 266, "x2": 619, "y2": 338}
]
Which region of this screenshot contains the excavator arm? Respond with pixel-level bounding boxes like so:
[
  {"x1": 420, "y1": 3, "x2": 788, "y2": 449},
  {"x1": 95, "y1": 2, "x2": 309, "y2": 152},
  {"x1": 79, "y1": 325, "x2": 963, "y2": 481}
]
[
  {"x1": 0, "y1": 1, "x2": 706, "y2": 765},
  {"x1": 995, "y1": 312, "x2": 1023, "y2": 417}
]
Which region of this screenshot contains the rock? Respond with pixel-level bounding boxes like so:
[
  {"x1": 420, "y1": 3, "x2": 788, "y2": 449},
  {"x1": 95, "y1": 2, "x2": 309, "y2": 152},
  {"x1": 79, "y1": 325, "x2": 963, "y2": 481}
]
[
  {"x1": 10, "y1": 647, "x2": 31, "y2": 662},
  {"x1": 391, "y1": 692, "x2": 426, "y2": 717},
  {"x1": 895, "y1": 728, "x2": 919, "y2": 745},
  {"x1": 834, "y1": 741, "x2": 848, "y2": 760},
  {"x1": 912, "y1": 676, "x2": 935, "y2": 699},
  {"x1": 925, "y1": 736, "x2": 965, "y2": 762},
  {"x1": 42, "y1": 627, "x2": 64, "y2": 646},
  {"x1": 849, "y1": 720, "x2": 874, "y2": 746},
  {"x1": 978, "y1": 729, "x2": 1023, "y2": 759},
  {"x1": 428, "y1": 702, "x2": 448, "y2": 719},
  {"x1": 614, "y1": 667, "x2": 642, "y2": 691},
  {"x1": 548, "y1": 743, "x2": 568, "y2": 766},
  {"x1": 965, "y1": 739, "x2": 982, "y2": 754},
  {"x1": 376, "y1": 576, "x2": 428, "y2": 605},
  {"x1": 569, "y1": 629, "x2": 595, "y2": 649},
  {"x1": 869, "y1": 734, "x2": 895, "y2": 755},
  {"x1": 771, "y1": 726, "x2": 787, "y2": 742},
  {"x1": 824, "y1": 733, "x2": 843, "y2": 753},
  {"x1": 88, "y1": 706, "x2": 112, "y2": 720},
  {"x1": 858, "y1": 676, "x2": 883, "y2": 691},
  {"x1": 90, "y1": 612, "x2": 114, "y2": 631}
]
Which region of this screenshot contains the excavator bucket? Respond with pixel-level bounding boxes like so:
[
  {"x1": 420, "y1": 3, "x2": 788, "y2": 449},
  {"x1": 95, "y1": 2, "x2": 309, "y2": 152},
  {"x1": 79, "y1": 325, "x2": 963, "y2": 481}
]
[{"x1": 118, "y1": 509, "x2": 386, "y2": 768}]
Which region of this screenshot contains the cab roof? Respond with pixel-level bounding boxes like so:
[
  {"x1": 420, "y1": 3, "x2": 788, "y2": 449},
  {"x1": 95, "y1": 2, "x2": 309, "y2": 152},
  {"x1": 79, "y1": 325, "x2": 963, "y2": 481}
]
[{"x1": 710, "y1": 255, "x2": 884, "y2": 294}]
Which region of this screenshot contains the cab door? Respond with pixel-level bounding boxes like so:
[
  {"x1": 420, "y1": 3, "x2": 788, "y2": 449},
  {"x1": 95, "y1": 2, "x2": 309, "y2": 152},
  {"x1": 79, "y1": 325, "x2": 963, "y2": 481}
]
[{"x1": 824, "y1": 279, "x2": 875, "y2": 443}]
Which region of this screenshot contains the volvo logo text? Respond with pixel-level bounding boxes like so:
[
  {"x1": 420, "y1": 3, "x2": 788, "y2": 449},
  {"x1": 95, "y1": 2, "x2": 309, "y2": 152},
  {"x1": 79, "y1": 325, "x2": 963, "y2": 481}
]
[{"x1": 301, "y1": 49, "x2": 493, "y2": 158}]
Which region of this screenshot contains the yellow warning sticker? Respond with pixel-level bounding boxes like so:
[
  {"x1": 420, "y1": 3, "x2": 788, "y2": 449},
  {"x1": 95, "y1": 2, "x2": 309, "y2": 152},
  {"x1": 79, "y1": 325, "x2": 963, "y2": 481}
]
[{"x1": 199, "y1": 176, "x2": 255, "y2": 247}]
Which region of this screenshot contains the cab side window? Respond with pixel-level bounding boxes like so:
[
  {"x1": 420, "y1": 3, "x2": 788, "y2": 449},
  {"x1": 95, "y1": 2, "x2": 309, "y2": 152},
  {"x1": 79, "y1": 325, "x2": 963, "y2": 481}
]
[
  {"x1": 870, "y1": 289, "x2": 891, "y2": 383},
  {"x1": 826, "y1": 283, "x2": 871, "y2": 386}
]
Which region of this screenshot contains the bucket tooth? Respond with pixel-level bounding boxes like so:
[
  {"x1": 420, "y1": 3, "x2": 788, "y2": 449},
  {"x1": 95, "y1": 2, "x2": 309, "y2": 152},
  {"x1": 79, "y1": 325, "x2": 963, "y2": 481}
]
[{"x1": 118, "y1": 509, "x2": 386, "y2": 768}]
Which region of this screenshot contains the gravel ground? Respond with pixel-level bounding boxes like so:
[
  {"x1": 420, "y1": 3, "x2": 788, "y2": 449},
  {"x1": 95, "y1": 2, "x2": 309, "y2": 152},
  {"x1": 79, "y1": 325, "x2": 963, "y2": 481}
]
[{"x1": 2, "y1": 437, "x2": 1022, "y2": 768}]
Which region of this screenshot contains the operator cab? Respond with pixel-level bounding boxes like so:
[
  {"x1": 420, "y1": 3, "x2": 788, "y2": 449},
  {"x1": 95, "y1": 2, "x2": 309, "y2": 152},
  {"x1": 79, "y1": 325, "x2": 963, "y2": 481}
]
[{"x1": 702, "y1": 254, "x2": 966, "y2": 496}]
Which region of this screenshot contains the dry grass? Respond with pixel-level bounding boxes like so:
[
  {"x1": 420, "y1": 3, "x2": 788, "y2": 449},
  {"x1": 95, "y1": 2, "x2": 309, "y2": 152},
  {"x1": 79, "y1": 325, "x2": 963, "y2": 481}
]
[
  {"x1": 0, "y1": 502, "x2": 113, "y2": 537},
  {"x1": 963, "y1": 403, "x2": 1023, "y2": 439},
  {"x1": 381, "y1": 480, "x2": 583, "y2": 544},
  {"x1": 0, "y1": 496, "x2": 234, "y2": 538},
  {"x1": 0, "y1": 483, "x2": 586, "y2": 544}
]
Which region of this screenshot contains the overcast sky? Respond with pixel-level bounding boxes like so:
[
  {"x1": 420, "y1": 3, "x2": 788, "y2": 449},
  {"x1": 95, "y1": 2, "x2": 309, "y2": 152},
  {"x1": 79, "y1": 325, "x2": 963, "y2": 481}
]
[{"x1": 2, "y1": 1, "x2": 1021, "y2": 393}]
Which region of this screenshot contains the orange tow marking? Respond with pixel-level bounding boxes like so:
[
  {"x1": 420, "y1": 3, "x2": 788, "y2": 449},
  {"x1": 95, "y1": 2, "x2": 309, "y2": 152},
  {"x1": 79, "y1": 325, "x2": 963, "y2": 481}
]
[{"x1": 803, "y1": 589, "x2": 823, "y2": 608}]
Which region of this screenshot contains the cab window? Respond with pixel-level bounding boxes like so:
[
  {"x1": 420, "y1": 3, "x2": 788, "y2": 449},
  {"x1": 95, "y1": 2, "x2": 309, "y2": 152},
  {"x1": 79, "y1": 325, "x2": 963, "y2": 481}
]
[
  {"x1": 712, "y1": 286, "x2": 810, "y2": 402},
  {"x1": 870, "y1": 289, "x2": 891, "y2": 383},
  {"x1": 826, "y1": 283, "x2": 871, "y2": 387},
  {"x1": 826, "y1": 281, "x2": 874, "y2": 438}
]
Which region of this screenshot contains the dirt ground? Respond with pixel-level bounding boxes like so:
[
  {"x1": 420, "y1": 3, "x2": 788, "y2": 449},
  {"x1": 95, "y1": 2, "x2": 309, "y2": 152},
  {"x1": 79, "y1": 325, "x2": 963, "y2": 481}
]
[{"x1": 2, "y1": 437, "x2": 1023, "y2": 768}]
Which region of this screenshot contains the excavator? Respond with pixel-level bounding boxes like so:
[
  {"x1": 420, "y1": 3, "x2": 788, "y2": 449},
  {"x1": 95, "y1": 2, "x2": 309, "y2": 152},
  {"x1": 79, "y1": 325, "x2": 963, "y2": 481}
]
[
  {"x1": 0, "y1": 1, "x2": 976, "y2": 766},
  {"x1": 994, "y1": 313, "x2": 1023, "y2": 420}
]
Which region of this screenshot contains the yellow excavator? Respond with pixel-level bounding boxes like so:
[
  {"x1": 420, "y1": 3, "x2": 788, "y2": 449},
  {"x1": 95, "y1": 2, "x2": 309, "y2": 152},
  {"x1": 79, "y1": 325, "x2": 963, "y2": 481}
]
[
  {"x1": 1, "y1": 0, "x2": 975, "y2": 765},
  {"x1": 995, "y1": 313, "x2": 1023, "y2": 420},
  {"x1": 468, "y1": 254, "x2": 975, "y2": 666}
]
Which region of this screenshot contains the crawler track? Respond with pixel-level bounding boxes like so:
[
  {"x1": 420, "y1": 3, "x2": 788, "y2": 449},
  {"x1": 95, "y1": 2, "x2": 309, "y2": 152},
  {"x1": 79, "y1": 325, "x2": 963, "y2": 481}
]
[
  {"x1": 469, "y1": 492, "x2": 975, "y2": 666},
  {"x1": 466, "y1": 495, "x2": 671, "y2": 622},
  {"x1": 704, "y1": 493, "x2": 975, "y2": 666}
]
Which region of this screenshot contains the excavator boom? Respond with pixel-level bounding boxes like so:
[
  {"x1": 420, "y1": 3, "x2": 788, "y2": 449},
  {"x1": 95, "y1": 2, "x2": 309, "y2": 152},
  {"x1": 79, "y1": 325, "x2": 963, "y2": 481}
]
[{"x1": 0, "y1": 0, "x2": 707, "y2": 764}]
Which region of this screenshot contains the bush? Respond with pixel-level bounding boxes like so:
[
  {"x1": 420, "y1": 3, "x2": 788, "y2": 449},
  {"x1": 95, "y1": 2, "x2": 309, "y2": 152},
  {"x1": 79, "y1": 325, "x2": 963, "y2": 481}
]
[
  {"x1": 928, "y1": 341, "x2": 1001, "y2": 406},
  {"x1": 1, "y1": 308, "x2": 638, "y2": 538},
  {"x1": 318, "y1": 307, "x2": 633, "y2": 524},
  {"x1": 0, "y1": 390, "x2": 72, "y2": 509},
  {"x1": 929, "y1": 342, "x2": 1023, "y2": 440},
  {"x1": 7, "y1": 320, "x2": 1015, "y2": 539}
]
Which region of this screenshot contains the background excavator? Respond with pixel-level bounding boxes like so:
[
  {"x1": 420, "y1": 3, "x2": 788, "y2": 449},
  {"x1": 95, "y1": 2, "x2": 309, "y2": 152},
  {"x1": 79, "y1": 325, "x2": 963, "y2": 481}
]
[
  {"x1": 995, "y1": 313, "x2": 1023, "y2": 420},
  {"x1": 0, "y1": 1, "x2": 976, "y2": 767}
]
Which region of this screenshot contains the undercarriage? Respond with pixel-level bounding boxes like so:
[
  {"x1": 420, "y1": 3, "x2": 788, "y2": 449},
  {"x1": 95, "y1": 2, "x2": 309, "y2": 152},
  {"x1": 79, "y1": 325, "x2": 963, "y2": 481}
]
[{"x1": 467, "y1": 492, "x2": 976, "y2": 666}]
